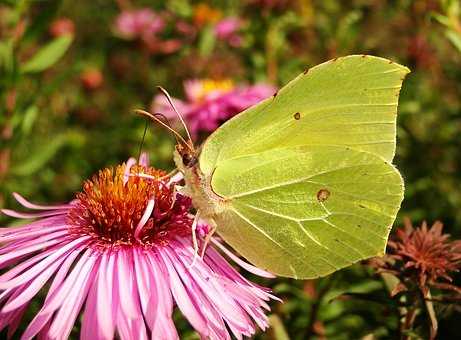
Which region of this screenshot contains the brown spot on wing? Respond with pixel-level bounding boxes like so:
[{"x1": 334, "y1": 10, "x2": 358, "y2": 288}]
[{"x1": 316, "y1": 189, "x2": 330, "y2": 202}]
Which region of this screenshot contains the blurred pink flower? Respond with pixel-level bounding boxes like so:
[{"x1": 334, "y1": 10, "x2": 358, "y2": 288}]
[
  {"x1": 0, "y1": 154, "x2": 276, "y2": 339},
  {"x1": 115, "y1": 8, "x2": 165, "y2": 40},
  {"x1": 153, "y1": 79, "x2": 275, "y2": 137},
  {"x1": 80, "y1": 67, "x2": 104, "y2": 91},
  {"x1": 214, "y1": 17, "x2": 243, "y2": 47},
  {"x1": 114, "y1": 9, "x2": 184, "y2": 54},
  {"x1": 49, "y1": 17, "x2": 75, "y2": 37}
]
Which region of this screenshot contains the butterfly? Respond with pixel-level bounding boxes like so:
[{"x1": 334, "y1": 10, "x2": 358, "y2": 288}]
[{"x1": 140, "y1": 55, "x2": 410, "y2": 279}]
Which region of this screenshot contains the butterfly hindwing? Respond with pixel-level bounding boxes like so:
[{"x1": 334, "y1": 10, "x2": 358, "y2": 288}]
[{"x1": 210, "y1": 145, "x2": 403, "y2": 278}]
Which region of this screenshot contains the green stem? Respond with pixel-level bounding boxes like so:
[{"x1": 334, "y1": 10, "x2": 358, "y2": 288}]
[
  {"x1": 422, "y1": 289, "x2": 438, "y2": 340},
  {"x1": 304, "y1": 277, "x2": 334, "y2": 339}
]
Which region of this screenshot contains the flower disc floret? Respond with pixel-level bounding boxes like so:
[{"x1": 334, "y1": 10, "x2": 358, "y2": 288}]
[{"x1": 67, "y1": 164, "x2": 191, "y2": 248}]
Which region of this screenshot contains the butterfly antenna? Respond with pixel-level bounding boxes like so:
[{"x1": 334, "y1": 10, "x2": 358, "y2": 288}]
[
  {"x1": 137, "y1": 120, "x2": 148, "y2": 161},
  {"x1": 157, "y1": 86, "x2": 194, "y2": 151},
  {"x1": 135, "y1": 109, "x2": 192, "y2": 151}
]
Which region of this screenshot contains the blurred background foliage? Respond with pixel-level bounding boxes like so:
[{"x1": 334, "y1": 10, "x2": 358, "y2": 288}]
[{"x1": 1, "y1": 0, "x2": 461, "y2": 339}]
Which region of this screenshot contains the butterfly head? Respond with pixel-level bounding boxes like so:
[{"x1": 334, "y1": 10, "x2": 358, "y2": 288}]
[
  {"x1": 181, "y1": 152, "x2": 198, "y2": 168},
  {"x1": 176, "y1": 143, "x2": 198, "y2": 169}
]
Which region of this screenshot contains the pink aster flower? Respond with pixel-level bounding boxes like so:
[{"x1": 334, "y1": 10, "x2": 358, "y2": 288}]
[
  {"x1": 115, "y1": 8, "x2": 165, "y2": 40},
  {"x1": 214, "y1": 17, "x2": 243, "y2": 47},
  {"x1": 0, "y1": 154, "x2": 277, "y2": 339},
  {"x1": 153, "y1": 79, "x2": 275, "y2": 137}
]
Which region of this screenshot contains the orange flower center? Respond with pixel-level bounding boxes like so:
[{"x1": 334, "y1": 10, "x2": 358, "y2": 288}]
[{"x1": 67, "y1": 164, "x2": 191, "y2": 248}]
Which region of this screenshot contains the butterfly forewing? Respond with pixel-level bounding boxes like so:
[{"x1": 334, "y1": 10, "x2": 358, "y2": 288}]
[{"x1": 199, "y1": 55, "x2": 409, "y2": 174}]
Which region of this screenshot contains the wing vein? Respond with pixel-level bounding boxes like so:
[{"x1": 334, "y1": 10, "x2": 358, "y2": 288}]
[{"x1": 228, "y1": 163, "x2": 387, "y2": 199}]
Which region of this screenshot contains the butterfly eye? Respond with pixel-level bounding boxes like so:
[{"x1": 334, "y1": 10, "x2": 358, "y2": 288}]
[{"x1": 182, "y1": 153, "x2": 197, "y2": 168}]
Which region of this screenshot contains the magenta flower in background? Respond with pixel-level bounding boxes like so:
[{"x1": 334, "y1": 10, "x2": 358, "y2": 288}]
[
  {"x1": 214, "y1": 17, "x2": 243, "y2": 47},
  {"x1": 0, "y1": 154, "x2": 277, "y2": 339},
  {"x1": 114, "y1": 8, "x2": 184, "y2": 54},
  {"x1": 115, "y1": 8, "x2": 165, "y2": 40},
  {"x1": 153, "y1": 79, "x2": 275, "y2": 137}
]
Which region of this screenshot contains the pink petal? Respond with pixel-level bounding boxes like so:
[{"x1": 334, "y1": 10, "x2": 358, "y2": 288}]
[
  {"x1": 211, "y1": 238, "x2": 275, "y2": 278},
  {"x1": 1, "y1": 209, "x2": 68, "y2": 219},
  {"x1": 0, "y1": 236, "x2": 90, "y2": 289},
  {"x1": 158, "y1": 249, "x2": 209, "y2": 337},
  {"x1": 167, "y1": 172, "x2": 184, "y2": 186},
  {"x1": 132, "y1": 249, "x2": 153, "y2": 325},
  {"x1": 1, "y1": 253, "x2": 67, "y2": 313},
  {"x1": 41, "y1": 249, "x2": 94, "y2": 314},
  {"x1": 123, "y1": 158, "x2": 137, "y2": 184},
  {"x1": 116, "y1": 299, "x2": 148, "y2": 340},
  {"x1": 21, "y1": 246, "x2": 84, "y2": 340},
  {"x1": 0, "y1": 225, "x2": 68, "y2": 244},
  {"x1": 0, "y1": 244, "x2": 58, "y2": 282},
  {"x1": 36, "y1": 320, "x2": 51, "y2": 340},
  {"x1": 0, "y1": 234, "x2": 69, "y2": 268},
  {"x1": 0, "y1": 284, "x2": 28, "y2": 331},
  {"x1": 0, "y1": 216, "x2": 67, "y2": 235},
  {"x1": 48, "y1": 252, "x2": 98, "y2": 339},
  {"x1": 12, "y1": 192, "x2": 70, "y2": 210},
  {"x1": 95, "y1": 251, "x2": 115, "y2": 339},
  {"x1": 81, "y1": 278, "x2": 107, "y2": 340},
  {"x1": 207, "y1": 249, "x2": 279, "y2": 303},
  {"x1": 146, "y1": 252, "x2": 178, "y2": 339},
  {"x1": 115, "y1": 249, "x2": 139, "y2": 320},
  {"x1": 138, "y1": 152, "x2": 149, "y2": 167},
  {"x1": 7, "y1": 303, "x2": 28, "y2": 338},
  {"x1": 178, "y1": 245, "x2": 256, "y2": 337},
  {"x1": 172, "y1": 246, "x2": 252, "y2": 332},
  {"x1": 0, "y1": 287, "x2": 14, "y2": 305},
  {"x1": 169, "y1": 261, "x2": 229, "y2": 339},
  {"x1": 115, "y1": 315, "x2": 131, "y2": 340},
  {"x1": 243, "y1": 306, "x2": 268, "y2": 331},
  {"x1": 134, "y1": 199, "x2": 155, "y2": 239},
  {"x1": 116, "y1": 314, "x2": 137, "y2": 340},
  {"x1": 211, "y1": 250, "x2": 279, "y2": 305}
]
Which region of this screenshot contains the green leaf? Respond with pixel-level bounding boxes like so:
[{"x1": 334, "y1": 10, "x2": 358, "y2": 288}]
[
  {"x1": 268, "y1": 314, "x2": 290, "y2": 340},
  {"x1": 166, "y1": 0, "x2": 192, "y2": 17},
  {"x1": 21, "y1": 34, "x2": 73, "y2": 74},
  {"x1": 198, "y1": 25, "x2": 216, "y2": 56},
  {"x1": 431, "y1": 13, "x2": 451, "y2": 27},
  {"x1": 11, "y1": 131, "x2": 85, "y2": 176},
  {"x1": 0, "y1": 0, "x2": 17, "y2": 6},
  {"x1": 21, "y1": 105, "x2": 38, "y2": 135},
  {"x1": 446, "y1": 30, "x2": 461, "y2": 53},
  {"x1": 325, "y1": 280, "x2": 384, "y2": 303},
  {"x1": 0, "y1": 40, "x2": 15, "y2": 76}
]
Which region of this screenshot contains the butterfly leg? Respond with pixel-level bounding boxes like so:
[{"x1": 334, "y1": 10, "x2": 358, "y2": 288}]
[
  {"x1": 162, "y1": 168, "x2": 180, "y2": 182},
  {"x1": 200, "y1": 220, "x2": 217, "y2": 258},
  {"x1": 188, "y1": 210, "x2": 201, "y2": 268}
]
